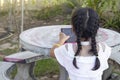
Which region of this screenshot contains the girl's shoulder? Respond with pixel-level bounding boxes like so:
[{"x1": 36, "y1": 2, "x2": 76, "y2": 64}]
[
  {"x1": 97, "y1": 42, "x2": 111, "y2": 59},
  {"x1": 98, "y1": 42, "x2": 111, "y2": 51},
  {"x1": 64, "y1": 43, "x2": 75, "y2": 51},
  {"x1": 55, "y1": 43, "x2": 75, "y2": 56}
]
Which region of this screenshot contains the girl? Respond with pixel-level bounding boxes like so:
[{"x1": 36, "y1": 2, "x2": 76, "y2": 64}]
[{"x1": 50, "y1": 8, "x2": 111, "y2": 80}]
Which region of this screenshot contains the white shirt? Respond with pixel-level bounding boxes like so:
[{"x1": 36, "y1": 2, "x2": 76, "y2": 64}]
[{"x1": 54, "y1": 43, "x2": 111, "y2": 80}]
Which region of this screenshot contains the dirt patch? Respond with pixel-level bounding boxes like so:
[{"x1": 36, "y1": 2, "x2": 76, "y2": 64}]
[{"x1": 23, "y1": 15, "x2": 70, "y2": 30}]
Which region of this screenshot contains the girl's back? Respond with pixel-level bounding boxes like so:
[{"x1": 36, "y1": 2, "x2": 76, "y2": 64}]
[{"x1": 54, "y1": 42, "x2": 111, "y2": 80}]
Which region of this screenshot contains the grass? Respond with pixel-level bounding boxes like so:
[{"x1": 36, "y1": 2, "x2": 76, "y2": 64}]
[
  {"x1": 10, "y1": 65, "x2": 17, "y2": 79},
  {"x1": 0, "y1": 48, "x2": 18, "y2": 55},
  {"x1": 31, "y1": 4, "x2": 63, "y2": 20},
  {"x1": 0, "y1": 48, "x2": 18, "y2": 61},
  {"x1": 112, "y1": 60, "x2": 120, "y2": 75},
  {"x1": 0, "y1": 11, "x2": 8, "y2": 17},
  {"x1": 34, "y1": 58, "x2": 59, "y2": 77},
  {"x1": 114, "y1": 70, "x2": 120, "y2": 75}
]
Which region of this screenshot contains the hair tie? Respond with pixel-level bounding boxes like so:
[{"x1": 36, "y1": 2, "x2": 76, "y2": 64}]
[
  {"x1": 74, "y1": 56, "x2": 77, "y2": 58},
  {"x1": 54, "y1": 43, "x2": 61, "y2": 47},
  {"x1": 96, "y1": 55, "x2": 98, "y2": 58}
]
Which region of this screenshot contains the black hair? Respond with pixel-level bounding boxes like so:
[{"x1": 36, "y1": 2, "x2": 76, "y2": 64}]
[{"x1": 71, "y1": 7, "x2": 100, "y2": 70}]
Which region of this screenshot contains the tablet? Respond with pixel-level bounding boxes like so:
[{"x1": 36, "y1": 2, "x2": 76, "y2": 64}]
[{"x1": 61, "y1": 28, "x2": 76, "y2": 43}]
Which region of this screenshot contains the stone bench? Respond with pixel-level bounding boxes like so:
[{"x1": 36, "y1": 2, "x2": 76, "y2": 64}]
[
  {"x1": 0, "y1": 61, "x2": 14, "y2": 80},
  {"x1": 4, "y1": 51, "x2": 49, "y2": 80}
]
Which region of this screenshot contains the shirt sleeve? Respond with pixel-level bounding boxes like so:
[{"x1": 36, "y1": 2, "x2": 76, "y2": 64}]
[
  {"x1": 99, "y1": 43, "x2": 112, "y2": 70},
  {"x1": 104, "y1": 43, "x2": 112, "y2": 60},
  {"x1": 54, "y1": 45, "x2": 68, "y2": 67}
]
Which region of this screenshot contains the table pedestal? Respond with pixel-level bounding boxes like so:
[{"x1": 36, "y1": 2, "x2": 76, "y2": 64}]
[
  {"x1": 14, "y1": 62, "x2": 37, "y2": 80},
  {"x1": 59, "y1": 65, "x2": 68, "y2": 80},
  {"x1": 102, "y1": 62, "x2": 113, "y2": 80}
]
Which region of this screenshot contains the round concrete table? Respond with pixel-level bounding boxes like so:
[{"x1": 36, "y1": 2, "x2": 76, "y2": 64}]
[{"x1": 20, "y1": 25, "x2": 120, "y2": 80}]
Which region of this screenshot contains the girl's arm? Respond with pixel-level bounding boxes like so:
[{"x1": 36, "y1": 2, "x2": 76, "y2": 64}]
[{"x1": 50, "y1": 32, "x2": 70, "y2": 58}]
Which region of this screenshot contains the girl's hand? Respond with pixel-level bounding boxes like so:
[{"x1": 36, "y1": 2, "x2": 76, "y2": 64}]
[
  {"x1": 58, "y1": 32, "x2": 70, "y2": 44},
  {"x1": 50, "y1": 32, "x2": 69, "y2": 58}
]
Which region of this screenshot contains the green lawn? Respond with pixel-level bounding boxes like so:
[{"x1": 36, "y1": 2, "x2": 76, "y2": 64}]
[{"x1": 34, "y1": 58, "x2": 59, "y2": 77}]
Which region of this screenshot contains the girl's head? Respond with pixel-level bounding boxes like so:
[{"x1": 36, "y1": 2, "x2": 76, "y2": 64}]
[
  {"x1": 71, "y1": 7, "x2": 99, "y2": 40},
  {"x1": 71, "y1": 8, "x2": 100, "y2": 70}
]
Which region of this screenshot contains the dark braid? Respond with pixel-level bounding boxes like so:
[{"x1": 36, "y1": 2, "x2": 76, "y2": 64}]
[
  {"x1": 71, "y1": 8, "x2": 100, "y2": 70},
  {"x1": 73, "y1": 30, "x2": 82, "y2": 69},
  {"x1": 90, "y1": 19, "x2": 100, "y2": 70},
  {"x1": 72, "y1": 9, "x2": 86, "y2": 69},
  {"x1": 90, "y1": 34, "x2": 100, "y2": 70},
  {"x1": 90, "y1": 34, "x2": 98, "y2": 56}
]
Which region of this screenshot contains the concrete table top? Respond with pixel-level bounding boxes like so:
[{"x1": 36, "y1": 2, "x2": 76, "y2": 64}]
[{"x1": 20, "y1": 25, "x2": 120, "y2": 64}]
